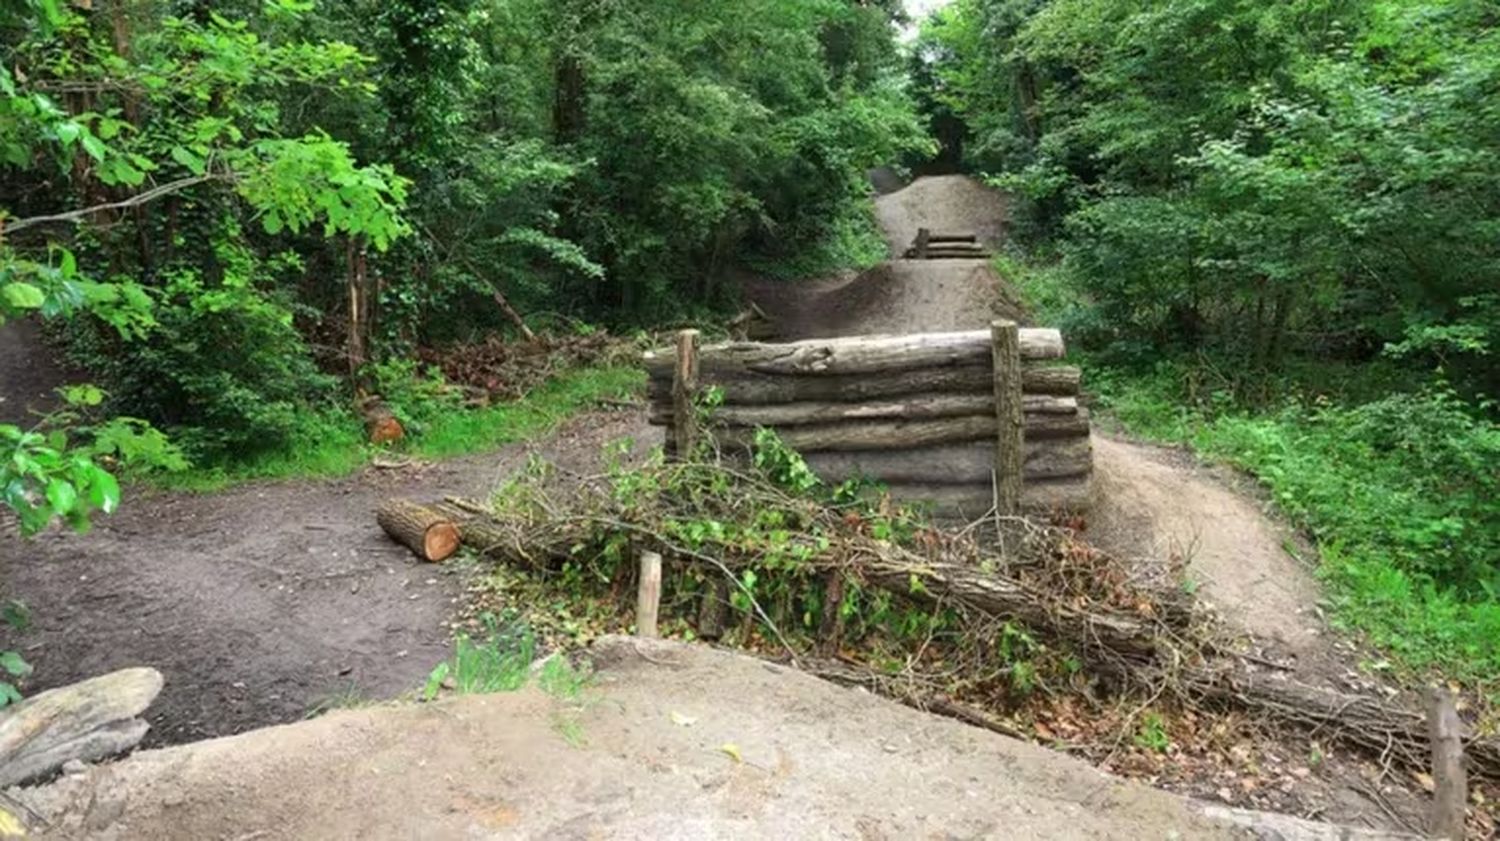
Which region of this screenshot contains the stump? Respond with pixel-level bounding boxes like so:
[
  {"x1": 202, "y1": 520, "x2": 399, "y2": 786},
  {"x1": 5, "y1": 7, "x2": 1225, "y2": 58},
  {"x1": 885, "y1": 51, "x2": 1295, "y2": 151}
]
[{"x1": 377, "y1": 499, "x2": 461, "y2": 562}]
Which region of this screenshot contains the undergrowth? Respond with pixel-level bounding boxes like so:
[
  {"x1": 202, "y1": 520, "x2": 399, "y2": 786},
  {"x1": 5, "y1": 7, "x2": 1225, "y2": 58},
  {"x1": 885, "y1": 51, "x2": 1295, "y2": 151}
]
[
  {"x1": 159, "y1": 365, "x2": 643, "y2": 491},
  {"x1": 1091, "y1": 362, "x2": 1500, "y2": 684}
]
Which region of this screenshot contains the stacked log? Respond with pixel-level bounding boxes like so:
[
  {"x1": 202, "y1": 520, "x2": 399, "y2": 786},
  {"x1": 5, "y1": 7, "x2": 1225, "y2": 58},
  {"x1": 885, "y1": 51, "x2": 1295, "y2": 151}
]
[
  {"x1": 643, "y1": 329, "x2": 1092, "y2": 516},
  {"x1": 903, "y1": 229, "x2": 992, "y2": 260}
]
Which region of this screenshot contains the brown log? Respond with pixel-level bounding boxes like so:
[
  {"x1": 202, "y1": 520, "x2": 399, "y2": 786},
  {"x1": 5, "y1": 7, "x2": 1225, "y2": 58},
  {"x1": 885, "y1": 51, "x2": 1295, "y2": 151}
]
[
  {"x1": 671, "y1": 330, "x2": 700, "y2": 457},
  {"x1": 879, "y1": 477, "x2": 1093, "y2": 518},
  {"x1": 709, "y1": 409, "x2": 1090, "y2": 453},
  {"x1": 0, "y1": 667, "x2": 163, "y2": 787},
  {"x1": 643, "y1": 329, "x2": 1065, "y2": 380},
  {"x1": 927, "y1": 232, "x2": 978, "y2": 243},
  {"x1": 650, "y1": 393, "x2": 1078, "y2": 430},
  {"x1": 922, "y1": 250, "x2": 993, "y2": 260},
  {"x1": 649, "y1": 393, "x2": 995, "y2": 426},
  {"x1": 377, "y1": 499, "x2": 461, "y2": 562},
  {"x1": 801, "y1": 438, "x2": 1093, "y2": 485},
  {"x1": 647, "y1": 365, "x2": 1082, "y2": 405},
  {"x1": 992, "y1": 320, "x2": 1024, "y2": 516},
  {"x1": 359, "y1": 395, "x2": 404, "y2": 445},
  {"x1": 1428, "y1": 687, "x2": 1468, "y2": 839}
]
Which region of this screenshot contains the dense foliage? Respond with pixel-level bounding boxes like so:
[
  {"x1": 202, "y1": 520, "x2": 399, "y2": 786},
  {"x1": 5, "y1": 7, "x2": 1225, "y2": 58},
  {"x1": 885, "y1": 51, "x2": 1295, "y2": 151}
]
[
  {"x1": 1, "y1": 0, "x2": 924, "y2": 481},
  {"x1": 919, "y1": 0, "x2": 1500, "y2": 677},
  {"x1": 920, "y1": 0, "x2": 1497, "y2": 392}
]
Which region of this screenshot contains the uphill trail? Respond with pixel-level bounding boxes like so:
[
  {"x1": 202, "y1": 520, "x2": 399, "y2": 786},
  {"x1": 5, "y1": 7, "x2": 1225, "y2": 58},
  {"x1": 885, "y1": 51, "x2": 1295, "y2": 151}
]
[{"x1": 749, "y1": 174, "x2": 1328, "y2": 667}]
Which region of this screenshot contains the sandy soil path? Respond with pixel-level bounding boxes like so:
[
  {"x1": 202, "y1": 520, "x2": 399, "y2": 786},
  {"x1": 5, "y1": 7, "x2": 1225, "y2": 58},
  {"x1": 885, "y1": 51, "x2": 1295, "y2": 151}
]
[{"x1": 16, "y1": 637, "x2": 1251, "y2": 840}]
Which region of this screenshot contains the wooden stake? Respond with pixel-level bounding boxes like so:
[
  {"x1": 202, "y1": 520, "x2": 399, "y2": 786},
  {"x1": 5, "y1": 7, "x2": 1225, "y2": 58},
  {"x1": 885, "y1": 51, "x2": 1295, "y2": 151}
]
[
  {"x1": 671, "y1": 329, "x2": 700, "y2": 458},
  {"x1": 914, "y1": 227, "x2": 931, "y2": 260},
  {"x1": 1428, "y1": 686, "x2": 1468, "y2": 839},
  {"x1": 636, "y1": 551, "x2": 663, "y2": 638},
  {"x1": 990, "y1": 320, "x2": 1024, "y2": 517}
]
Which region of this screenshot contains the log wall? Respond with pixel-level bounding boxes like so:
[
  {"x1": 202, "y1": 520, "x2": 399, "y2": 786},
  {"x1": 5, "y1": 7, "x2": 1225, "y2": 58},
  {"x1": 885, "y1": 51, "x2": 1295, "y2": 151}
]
[{"x1": 644, "y1": 326, "x2": 1092, "y2": 516}]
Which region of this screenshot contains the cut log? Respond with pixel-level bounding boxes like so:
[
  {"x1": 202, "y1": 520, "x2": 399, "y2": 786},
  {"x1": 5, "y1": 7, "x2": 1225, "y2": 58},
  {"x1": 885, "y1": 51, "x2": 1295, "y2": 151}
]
[
  {"x1": 927, "y1": 232, "x2": 978, "y2": 243},
  {"x1": 650, "y1": 391, "x2": 1076, "y2": 430},
  {"x1": 359, "y1": 396, "x2": 404, "y2": 445},
  {"x1": 801, "y1": 438, "x2": 1092, "y2": 485},
  {"x1": 377, "y1": 499, "x2": 461, "y2": 562},
  {"x1": 922, "y1": 250, "x2": 993, "y2": 260},
  {"x1": 716, "y1": 415, "x2": 992, "y2": 452},
  {"x1": 643, "y1": 329, "x2": 1065, "y2": 380},
  {"x1": 880, "y1": 477, "x2": 1094, "y2": 517},
  {"x1": 647, "y1": 364, "x2": 1081, "y2": 405},
  {"x1": 710, "y1": 409, "x2": 1090, "y2": 453},
  {"x1": 0, "y1": 667, "x2": 163, "y2": 787},
  {"x1": 649, "y1": 393, "x2": 997, "y2": 426}
]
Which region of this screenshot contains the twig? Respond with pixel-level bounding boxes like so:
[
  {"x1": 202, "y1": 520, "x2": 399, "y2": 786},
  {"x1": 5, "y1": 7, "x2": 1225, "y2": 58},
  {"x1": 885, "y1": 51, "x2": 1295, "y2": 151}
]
[{"x1": 5, "y1": 174, "x2": 228, "y2": 235}]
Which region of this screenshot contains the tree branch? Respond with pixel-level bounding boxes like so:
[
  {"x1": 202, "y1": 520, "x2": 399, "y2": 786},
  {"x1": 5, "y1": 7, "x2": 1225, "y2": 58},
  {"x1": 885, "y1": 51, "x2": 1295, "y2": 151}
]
[{"x1": 3, "y1": 174, "x2": 229, "y2": 237}]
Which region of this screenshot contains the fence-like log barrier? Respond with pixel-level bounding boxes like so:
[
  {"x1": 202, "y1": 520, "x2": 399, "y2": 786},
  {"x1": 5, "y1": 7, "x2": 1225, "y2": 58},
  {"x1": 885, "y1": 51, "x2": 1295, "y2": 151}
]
[{"x1": 644, "y1": 323, "x2": 1094, "y2": 515}]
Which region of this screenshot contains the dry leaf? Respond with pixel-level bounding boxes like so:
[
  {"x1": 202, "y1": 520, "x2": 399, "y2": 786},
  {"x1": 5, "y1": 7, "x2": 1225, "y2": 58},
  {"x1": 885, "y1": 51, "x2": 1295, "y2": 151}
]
[
  {"x1": 670, "y1": 711, "x2": 697, "y2": 727},
  {"x1": 720, "y1": 743, "x2": 743, "y2": 763}
]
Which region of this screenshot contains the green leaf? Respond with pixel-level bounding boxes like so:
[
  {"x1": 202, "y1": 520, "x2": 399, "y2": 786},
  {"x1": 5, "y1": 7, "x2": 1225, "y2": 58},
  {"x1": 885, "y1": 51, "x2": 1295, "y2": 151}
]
[
  {"x1": 80, "y1": 132, "x2": 107, "y2": 162},
  {"x1": 0, "y1": 651, "x2": 32, "y2": 679},
  {"x1": 55, "y1": 121, "x2": 81, "y2": 147},
  {"x1": 89, "y1": 468, "x2": 121, "y2": 514},
  {"x1": 46, "y1": 479, "x2": 78, "y2": 514},
  {"x1": 262, "y1": 210, "x2": 284, "y2": 235},
  {"x1": 2, "y1": 283, "x2": 46, "y2": 310},
  {"x1": 170, "y1": 146, "x2": 206, "y2": 175},
  {"x1": 0, "y1": 681, "x2": 20, "y2": 708}
]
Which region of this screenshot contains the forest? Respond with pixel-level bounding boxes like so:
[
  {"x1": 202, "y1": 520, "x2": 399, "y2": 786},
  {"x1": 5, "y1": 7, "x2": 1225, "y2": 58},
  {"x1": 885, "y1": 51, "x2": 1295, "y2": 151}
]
[{"x1": 1, "y1": 0, "x2": 1497, "y2": 703}]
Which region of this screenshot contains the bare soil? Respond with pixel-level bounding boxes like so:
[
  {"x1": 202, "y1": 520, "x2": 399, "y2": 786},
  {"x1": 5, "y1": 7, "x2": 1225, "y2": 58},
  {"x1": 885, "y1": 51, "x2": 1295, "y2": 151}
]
[
  {"x1": 1, "y1": 409, "x2": 657, "y2": 746},
  {"x1": 0, "y1": 320, "x2": 72, "y2": 427},
  {"x1": 871, "y1": 173, "x2": 1011, "y2": 256},
  {"x1": 15, "y1": 637, "x2": 1256, "y2": 840}
]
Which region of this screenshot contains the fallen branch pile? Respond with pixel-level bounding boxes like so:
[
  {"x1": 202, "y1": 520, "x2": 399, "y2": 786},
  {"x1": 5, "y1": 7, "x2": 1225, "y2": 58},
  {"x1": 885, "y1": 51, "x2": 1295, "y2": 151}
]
[{"x1": 379, "y1": 449, "x2": 1497, "y2": 783}]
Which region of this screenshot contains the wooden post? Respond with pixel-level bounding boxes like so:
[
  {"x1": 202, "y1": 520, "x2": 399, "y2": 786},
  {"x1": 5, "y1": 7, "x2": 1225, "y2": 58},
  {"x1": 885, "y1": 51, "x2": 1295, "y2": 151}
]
[
  {"x1": 671, "y1": 329, "x2": 700, "y2": 458},
  {"x1": 914, "y1": 227, "x2": 931, "y2": 260},
  {"x1": 990, "y1": 320, "x2": 1023, "y2": 517},
  {"x1": 1428, "y1": 686, "x2": 1468, "y2": 839},
  {"x1": 636, "y1": 551, "x2": 663, "y2": 638}
]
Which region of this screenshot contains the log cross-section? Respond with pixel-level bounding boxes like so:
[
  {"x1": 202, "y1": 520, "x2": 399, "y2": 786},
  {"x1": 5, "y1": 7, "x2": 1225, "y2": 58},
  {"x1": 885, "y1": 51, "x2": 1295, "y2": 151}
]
[
  {"x1": 991, "y1": 320, "x2": 1024, "y2": 516},
  {"x1": 377, "y1": 499, "x2": 461, "y2": 563}
]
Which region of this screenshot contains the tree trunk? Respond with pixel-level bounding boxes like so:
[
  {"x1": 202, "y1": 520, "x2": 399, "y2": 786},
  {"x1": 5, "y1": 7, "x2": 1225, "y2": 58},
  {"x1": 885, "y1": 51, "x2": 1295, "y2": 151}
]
[
  {"x1": 377, "y1": 499, "x2": 461, "y2": 562},
  {"x1": 0, "y1": 668, "x2": 163, "y2": 788},
  {"x1": 647, "y1": 365, "x2": 1081, "y2": 406},
  {"x1": 709, "y1": 410, "x2": 1089, "y2": 453},
  {"x1": 643, "y1": 329, "x2": 1066, "y2": 380},
  {"x1": 800, "y1": 438, "x2": 1092, "y2": 486}
]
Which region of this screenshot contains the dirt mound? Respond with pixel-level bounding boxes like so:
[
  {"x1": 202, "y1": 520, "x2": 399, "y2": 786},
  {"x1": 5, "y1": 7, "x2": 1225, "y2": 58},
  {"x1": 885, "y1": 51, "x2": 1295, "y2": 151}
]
[
  {"x1": 746, "y1": 260, "x2": 1026, "y2": 340},
  {"x1": 873, "y1": 174, "x2": 1010, "y2": 257},
  {"x1": 1088, "y1": 436, "x2": 1326, "y2": 659},
  {"x1": 14, "y1": 636, "x2": 1246, "y2": 840},
  {"x1": 0, "y1": 411, "x2": 657, "y2": 747}
]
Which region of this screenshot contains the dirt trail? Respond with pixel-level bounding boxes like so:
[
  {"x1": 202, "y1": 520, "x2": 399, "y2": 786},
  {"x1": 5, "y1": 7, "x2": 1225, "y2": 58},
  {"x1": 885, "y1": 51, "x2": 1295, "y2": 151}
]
[
  {"x1": 2, "y1": 410, "x2": 656, "y2": 745},
  {"x1": 0, "y1": 320, "x2": 72, "y2": 427},
  {"x1": 752, "y1": 175, "x2": 1325, "y2": 662},
  {"x1": 16, "y1": 637, "x2": 1254, "y2": 840}
]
